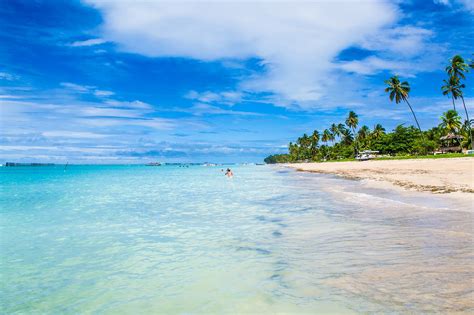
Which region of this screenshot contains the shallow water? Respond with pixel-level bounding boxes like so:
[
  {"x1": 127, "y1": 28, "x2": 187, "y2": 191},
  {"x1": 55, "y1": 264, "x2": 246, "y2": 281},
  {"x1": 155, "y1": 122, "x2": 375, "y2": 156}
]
[{"x1": 1, "y1": 165, "x2": 472, "y2": 313}]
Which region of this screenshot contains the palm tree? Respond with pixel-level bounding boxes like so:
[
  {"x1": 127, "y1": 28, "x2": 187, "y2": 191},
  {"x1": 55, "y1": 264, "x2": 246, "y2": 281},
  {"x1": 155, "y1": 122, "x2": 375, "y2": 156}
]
[
  {"x1": 345, "y1": 111, "x2": 359, "y2": 155},
  {"x1": 340, "y1": 128, "x2": 354, "y2": 145},
  {"x1": 439, "y1": 110, "x2": 462, "y2": 134},
  {"x1": 357, "y1": 125, "x2": 370, "y2": 150},
  {"x1": 327, "y1": 128, "x2": 335, "y2": 144},
  {"x1": 330, "y1": 123, "x2": 340, "y2": 141},
  {"x1": 441, "y1": 76, "x2": 461, "y2": 112},
  {"x1": 345, "y1": 111, "x2": 359, "y2": 132},
  {"x1": 310, "y1": 130, "x2": 320, "y2": 158},
  {"x1": 357, "y1": 125, "x2": 370, "y2": 140},
  {"x1": 288, "y1": 142, "x2": 299, "y2": 161},
  {"x1": 458, "y1": 91, "x2": 472, "y2": 150},
  {"x1": 322, "y1": 129, "x2": 331, "y2": 145},
  {"x1": 446, "y1": 55, "x2": 469, "y2": 80},
  {"x1": 461, "y1": 119, "x2": 474, "y2": 149},
  {"x1": 445, "y1": 55, "x2": 472, "y2": 149},
  {"x1": 337, "y1": 123, "x2": 346, "y2": 137},
  {"x1": 384, "y1": 76, "x2": 423, "y2": 136},
  {"x1": 372, "y1": 123, "x2": 386, "y2": 140}
]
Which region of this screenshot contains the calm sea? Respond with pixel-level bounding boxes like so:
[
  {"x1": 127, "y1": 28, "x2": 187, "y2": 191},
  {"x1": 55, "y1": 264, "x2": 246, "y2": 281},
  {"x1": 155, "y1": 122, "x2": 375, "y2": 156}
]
[{"x1": 1, "y1": 165, "x2": 472, "y2": 313}]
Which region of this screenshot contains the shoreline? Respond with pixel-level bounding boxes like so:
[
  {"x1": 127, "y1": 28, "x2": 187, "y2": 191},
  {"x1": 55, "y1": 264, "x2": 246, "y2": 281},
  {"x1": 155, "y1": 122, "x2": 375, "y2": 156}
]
[{"x1": 285, "y1": 157, "x2": 474, "y2": 205}]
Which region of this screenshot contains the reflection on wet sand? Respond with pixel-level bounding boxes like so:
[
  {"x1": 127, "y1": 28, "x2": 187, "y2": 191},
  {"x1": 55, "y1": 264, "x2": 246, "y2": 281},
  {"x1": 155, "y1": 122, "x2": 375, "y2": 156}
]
[{"x1": 280, "y1": 172, "x2": 473, "y2": 313}]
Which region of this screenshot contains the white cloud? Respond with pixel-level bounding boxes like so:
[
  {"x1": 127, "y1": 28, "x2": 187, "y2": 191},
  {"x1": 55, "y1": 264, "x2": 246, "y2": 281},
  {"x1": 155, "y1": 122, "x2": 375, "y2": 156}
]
[
  {"x1": 434, "y1": 0, "x2": 474, "y2": 12},
  {"x1": 69, "y1": 38, "x2": 107, "y2": 47},
  {"x1": 339, "y1": 56, "x2": 415, "y2": 76},
  {"x1": 189, "y1": 103, "x2": 263, "y2": 116},
  {"x1": 60, "y1": 82, "x2": 94, "y2": 92},
  {"x1": 84, "y1": 0, "x2": 402, "y2": 105},
  {"x1": 104, "y1": 99, "x2": 153, "y2": 109},
  {"x1": 185, "y1": 90, "x2": 242, "y2": 105},
  {"x1": 357, "y1": 26, "x2": 434, "y2": 57},
  {"x1": 94, "y1": 89, "x2": 115, "y2": 97},
  {"x1": 42, "y1": 131, "x2": 108, "y2": 138},
  {"x1": 458, "y1": 0, "x2": 474, "y2": 12},
  {"x1": 434, "y1": 0, "x2": 450, "y2": 5},
  {"x1": 0, "y1": 72, "x2": 19, "y2": 81},
  {"x1": 61, "y1": 82, "x2": 115, "y2": 98}
]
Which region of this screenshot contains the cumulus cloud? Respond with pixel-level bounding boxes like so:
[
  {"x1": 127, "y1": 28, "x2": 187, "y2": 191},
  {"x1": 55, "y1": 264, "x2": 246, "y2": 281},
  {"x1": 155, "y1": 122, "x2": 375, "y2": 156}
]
[{"x1": 84, "y1": 0, "x2": 404, "y2": 105}]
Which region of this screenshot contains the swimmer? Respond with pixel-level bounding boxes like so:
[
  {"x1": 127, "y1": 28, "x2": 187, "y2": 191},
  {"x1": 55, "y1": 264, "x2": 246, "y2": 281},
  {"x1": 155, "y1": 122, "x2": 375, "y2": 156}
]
[{"x1": 225, "y1": 168, "x2": 233, "y2": 178}]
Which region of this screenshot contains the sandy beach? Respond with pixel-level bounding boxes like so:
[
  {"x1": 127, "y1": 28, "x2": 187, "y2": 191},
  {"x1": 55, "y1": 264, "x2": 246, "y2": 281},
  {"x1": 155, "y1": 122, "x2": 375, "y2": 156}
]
[{"x1": 287, "y1": 157, "x2": 474, "y2": 196}]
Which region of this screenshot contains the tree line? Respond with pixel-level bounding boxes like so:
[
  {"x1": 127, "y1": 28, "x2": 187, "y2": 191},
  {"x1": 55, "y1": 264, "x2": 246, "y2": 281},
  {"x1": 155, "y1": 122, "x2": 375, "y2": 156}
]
[{"x1": 264, "y1": 54, "x2": 473, "y2": 164}]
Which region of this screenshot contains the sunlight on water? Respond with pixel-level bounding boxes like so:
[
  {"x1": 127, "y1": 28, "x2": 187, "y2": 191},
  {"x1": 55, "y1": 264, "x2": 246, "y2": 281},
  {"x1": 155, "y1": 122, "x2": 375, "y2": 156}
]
[{"x1": 1, "y1": 165, "x2": 472, "y2": 313}]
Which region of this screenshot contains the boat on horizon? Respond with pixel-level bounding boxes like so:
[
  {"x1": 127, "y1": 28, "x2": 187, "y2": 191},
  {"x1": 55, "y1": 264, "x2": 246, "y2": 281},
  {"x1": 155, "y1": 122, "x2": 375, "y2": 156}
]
[{"x1": 145, "y1": 162, "x2": 162, "y2": 166}]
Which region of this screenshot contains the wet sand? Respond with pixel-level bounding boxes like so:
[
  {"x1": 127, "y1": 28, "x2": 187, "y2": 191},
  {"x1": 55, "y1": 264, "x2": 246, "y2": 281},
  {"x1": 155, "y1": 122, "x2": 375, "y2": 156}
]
[
  {"x1": 287, "y1": 157, "x2": 474, "y2": 201},
  {"x1": 283, "y1": 171, "x2": 474, "y2": 313}
]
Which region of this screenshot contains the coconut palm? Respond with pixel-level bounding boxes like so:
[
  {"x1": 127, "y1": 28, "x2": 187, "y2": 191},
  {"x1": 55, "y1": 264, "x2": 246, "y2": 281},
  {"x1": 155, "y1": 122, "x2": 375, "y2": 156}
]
[
  {"x1": 446, "y1": 55, "x2": 469, "y2": 80},
  {"x1": 384, "y1": 76, "x2": 423, "y2": 135},
  {"x1": 372, "y1": 123, "x2": 386, "y2": 140},
  {"x1": 297, "y1": 134, "x2": 312, "y2": 160},
  {"x1": 322, "y1": 129, "x2": 332, "y2": 145},
  {"x1": 444, "y1": 55, "x2": 471, "y2": 148},
  {"x1": 330, "y1": 123, "x2": 340, "y2": 140},
  {"x1": 337, "y1": 123, "x2": 346, "y2": 136},
  {"x1": 461, "y1": 119, "x2": 474, "y2": 149},
  {"x1": 357, "y1": 125, "x2": 370, "y2": 140},
  {"x1": 340, "y1": 128, "x2": 354, "y2": 145},
  {"x1": 345, "y1": 111, "x2": 359, "y2": 155},
  {"x1": 326, "y1": 128, "x2": 335, "y2": 144},
  {"x1": 456, "y1": 82, "x2": 472, "y2": 149},
  {"x1": 310, "y1": 130, "x2": 320, "y2": 158},
  {"x1": 357, "y1": 125, "x2": 370, "y2": 150},
  {"x1": 439, "y1": 110, "x2": 462, "y2": 134},
  {"x1": 345, "y1": 111, "x2": 359, "y2": 132},
  {"x1": 441, "y1": 76, "x2": 462, "y2": 112}
]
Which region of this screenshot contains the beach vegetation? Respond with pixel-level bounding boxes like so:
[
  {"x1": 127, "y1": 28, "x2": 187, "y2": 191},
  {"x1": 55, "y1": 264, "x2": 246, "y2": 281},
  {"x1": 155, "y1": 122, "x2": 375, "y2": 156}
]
[
  {"x1": 439, "y1": 110, "x2": 462, "y2": 134},
  {"x1": 264, "y1": 54, "x2": 473, "y2": 164},
  {"x1": 384, "y1": 76, "x2": 423, "y2": 136},
  {"x1": 443, "y1": 55, "x2": 472, "y2": 149}
]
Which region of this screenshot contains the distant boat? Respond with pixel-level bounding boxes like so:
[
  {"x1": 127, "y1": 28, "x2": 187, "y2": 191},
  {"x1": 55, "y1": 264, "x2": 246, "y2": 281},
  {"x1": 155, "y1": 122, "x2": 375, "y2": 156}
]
[{"x1": 145, "y1": 162, "x2": 162, "y2": 166}]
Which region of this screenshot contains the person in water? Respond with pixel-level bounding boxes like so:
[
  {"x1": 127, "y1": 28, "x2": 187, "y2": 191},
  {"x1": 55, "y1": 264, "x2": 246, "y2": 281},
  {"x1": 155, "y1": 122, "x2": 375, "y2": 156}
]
[{"x1": 225, "y1": 168, "x2": 233, "y2": 178}]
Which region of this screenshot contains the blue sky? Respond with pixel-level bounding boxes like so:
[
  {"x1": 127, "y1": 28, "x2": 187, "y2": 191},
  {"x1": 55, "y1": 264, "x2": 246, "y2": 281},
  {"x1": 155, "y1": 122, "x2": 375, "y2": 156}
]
[{"x1": 1, "y1": 0, "x2": 473, "y2": 163}]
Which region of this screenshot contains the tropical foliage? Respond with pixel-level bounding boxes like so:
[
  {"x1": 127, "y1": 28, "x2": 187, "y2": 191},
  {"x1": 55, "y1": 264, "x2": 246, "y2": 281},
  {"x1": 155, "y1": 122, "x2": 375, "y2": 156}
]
[{"x1": 264, "y1": 54, "x2": 473, "y2": 164}]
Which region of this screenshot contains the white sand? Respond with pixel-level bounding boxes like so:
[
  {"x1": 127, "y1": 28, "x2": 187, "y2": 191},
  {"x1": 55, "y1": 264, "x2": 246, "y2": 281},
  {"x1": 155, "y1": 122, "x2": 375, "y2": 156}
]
[{"x1": 287, "y1": 157, "x2": 474, "y2": 196}]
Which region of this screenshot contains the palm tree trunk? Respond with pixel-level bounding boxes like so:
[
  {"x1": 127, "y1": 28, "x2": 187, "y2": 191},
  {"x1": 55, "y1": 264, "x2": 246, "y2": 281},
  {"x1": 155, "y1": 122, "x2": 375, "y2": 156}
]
[
  {"x1": 404, "y1": 99, "x2": 424, "y2": 140},
  {"x1": 352, "y1": 127, "x2": 358, "y2": 157},
  {"x1": 460, "y1": 95, "x2": 472, "y2": 150},
  {"x1": 451, "y1": 95, "x2": 456, "y2": 112}
]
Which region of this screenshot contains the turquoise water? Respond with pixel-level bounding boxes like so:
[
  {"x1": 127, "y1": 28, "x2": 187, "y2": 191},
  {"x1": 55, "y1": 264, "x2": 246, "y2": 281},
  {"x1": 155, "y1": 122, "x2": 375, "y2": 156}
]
[{"x1": 1, "y1": 165, "x2": 473, "y2": 314}]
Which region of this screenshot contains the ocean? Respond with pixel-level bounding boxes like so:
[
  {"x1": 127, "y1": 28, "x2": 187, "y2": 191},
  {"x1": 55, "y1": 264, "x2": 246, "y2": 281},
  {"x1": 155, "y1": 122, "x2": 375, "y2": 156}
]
[{"x1": 1, "y1": 165, "x2": 472, "y2": 313}]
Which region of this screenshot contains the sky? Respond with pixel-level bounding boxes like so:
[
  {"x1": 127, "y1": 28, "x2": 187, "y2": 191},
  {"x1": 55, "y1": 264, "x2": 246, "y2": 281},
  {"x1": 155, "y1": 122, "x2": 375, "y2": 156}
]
[{"x1": 1, "y1": 0, "x2": 473, "y2": 163}]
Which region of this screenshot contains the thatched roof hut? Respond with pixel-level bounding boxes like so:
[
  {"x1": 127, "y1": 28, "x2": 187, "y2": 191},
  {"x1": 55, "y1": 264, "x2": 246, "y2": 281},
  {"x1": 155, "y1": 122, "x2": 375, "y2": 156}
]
[
  {"x1": 440, "y1": 133, "x2": 464, "y2": 141},
  {"x1": 439, "y1": 133, "x2": 463, "y2": 153}
]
